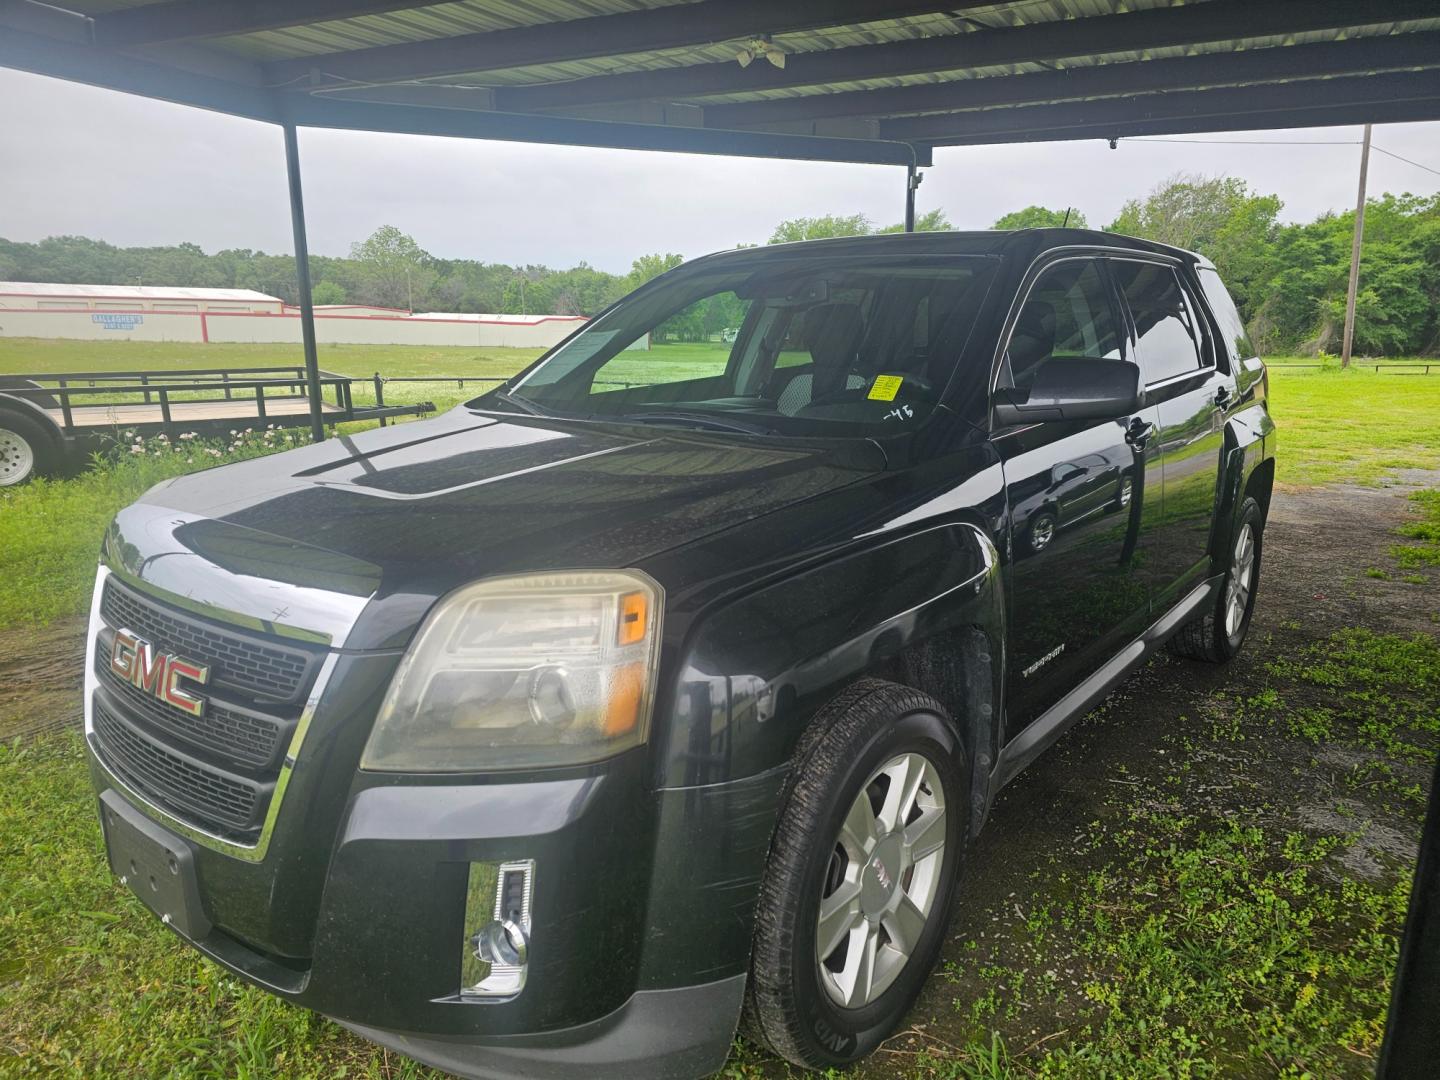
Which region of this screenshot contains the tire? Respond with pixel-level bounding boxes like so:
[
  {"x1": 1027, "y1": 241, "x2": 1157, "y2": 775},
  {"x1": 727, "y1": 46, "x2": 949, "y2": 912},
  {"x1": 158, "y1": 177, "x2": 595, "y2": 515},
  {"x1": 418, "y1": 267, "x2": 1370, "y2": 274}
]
[
  {"x1": 744, "y1": 679, "x2": 968, "y2": 1070},
  {"x1": 1168, "y1": 496, "x2": 1263, "y2": 663},
  {"x1": 1025, "y1": 510, "x2": 1057, "y2": 554},
  {"x1": 0, "y1": 411, "x2": 58, "y2": 487}
]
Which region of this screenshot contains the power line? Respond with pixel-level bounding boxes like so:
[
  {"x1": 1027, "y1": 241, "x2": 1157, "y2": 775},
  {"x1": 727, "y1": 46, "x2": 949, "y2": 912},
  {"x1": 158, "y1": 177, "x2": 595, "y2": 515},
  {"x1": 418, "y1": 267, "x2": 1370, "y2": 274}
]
[
  {"x1": 1118, "y1": 135, "x2": 1440, "y2": 177},
  {"x1": 1371, "y1": 144, "x2": 1440, "y2": 178}
]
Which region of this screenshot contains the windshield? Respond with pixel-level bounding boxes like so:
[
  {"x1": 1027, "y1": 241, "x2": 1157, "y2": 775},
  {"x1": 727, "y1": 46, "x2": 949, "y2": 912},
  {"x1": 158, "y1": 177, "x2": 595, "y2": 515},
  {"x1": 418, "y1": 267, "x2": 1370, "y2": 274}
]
[{"x1": 492, "y1": 254, "x2": 996, "y2": 437}]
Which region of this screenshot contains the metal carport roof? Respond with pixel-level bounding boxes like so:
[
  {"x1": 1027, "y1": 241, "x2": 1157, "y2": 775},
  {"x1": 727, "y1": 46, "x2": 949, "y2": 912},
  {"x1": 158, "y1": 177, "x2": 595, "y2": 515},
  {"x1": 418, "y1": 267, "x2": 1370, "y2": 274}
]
[{"x1": 4, "y1": 0, "x2": 1438, "y2": 436}]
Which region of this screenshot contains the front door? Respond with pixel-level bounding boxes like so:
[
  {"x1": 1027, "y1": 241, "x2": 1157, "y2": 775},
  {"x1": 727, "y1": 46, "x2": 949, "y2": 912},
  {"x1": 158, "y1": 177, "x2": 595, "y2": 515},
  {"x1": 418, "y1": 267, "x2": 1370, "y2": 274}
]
[
  {"x1": 994, "y1": 257, "x2": 1161, "y2": 736},
  {"x1": 1110, "y1": 259, "x2": 1233, "y2": 607}
]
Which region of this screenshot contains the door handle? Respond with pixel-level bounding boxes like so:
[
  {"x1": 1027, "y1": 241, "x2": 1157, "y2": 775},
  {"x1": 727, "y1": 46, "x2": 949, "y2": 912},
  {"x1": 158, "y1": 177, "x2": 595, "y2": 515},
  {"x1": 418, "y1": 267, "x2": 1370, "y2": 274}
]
[{"x1": 1124, "y1": 417, "x2": 1155, "y2": 448}]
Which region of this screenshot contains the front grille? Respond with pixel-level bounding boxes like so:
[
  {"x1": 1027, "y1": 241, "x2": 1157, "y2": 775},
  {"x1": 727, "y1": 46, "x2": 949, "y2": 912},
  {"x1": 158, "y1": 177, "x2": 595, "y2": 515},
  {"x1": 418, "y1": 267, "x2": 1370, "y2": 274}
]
[
  {"x1": 93, "y1": 692, "x2": 267, "y2": 835},
  {"x1": 99, "y1": 648, "x2": 290, "y2": 769},
  {"x1": 91, "y1": 577, "x2": 328, "y2": 840},
  {"x1": 101, "y1": 577, "x2": 321, "y2": 704}
]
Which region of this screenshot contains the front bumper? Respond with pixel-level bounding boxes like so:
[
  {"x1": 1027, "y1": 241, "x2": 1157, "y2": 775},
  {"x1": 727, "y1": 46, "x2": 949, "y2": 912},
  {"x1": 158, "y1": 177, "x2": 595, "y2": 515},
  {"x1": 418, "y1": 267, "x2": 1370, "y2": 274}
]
[
  {"x1": 338, "y1": 974, "x2": 745, "y2": 1080},
  {"x1": 90, "y1": 740, "x2": 752, "y2": 1079}
]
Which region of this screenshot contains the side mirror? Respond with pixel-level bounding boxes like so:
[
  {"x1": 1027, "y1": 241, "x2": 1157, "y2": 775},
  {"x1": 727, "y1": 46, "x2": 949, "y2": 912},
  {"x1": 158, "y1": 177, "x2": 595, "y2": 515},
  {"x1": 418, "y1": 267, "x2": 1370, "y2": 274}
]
[{"x1": 993, "y1": 357, "x2": 1143, "y2": 426}]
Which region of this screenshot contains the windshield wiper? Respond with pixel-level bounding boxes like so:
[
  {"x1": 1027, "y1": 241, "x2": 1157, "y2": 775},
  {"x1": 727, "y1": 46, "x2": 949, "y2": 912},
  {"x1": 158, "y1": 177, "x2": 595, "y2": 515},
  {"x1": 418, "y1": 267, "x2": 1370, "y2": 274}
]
[
  {"x1": 486, "y1": 388, "x2": 543, "y2": 415},
  {"x1": 611, "y1": 410, "x2": 775, "y2": 436}
]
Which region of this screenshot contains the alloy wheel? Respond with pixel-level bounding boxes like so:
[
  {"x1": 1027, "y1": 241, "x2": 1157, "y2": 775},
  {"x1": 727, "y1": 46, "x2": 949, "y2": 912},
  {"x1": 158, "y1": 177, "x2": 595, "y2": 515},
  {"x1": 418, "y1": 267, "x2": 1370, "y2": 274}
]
[
  {"x1": 816, "y1": 752, "x2": 947, "y2": 1009},
  {"x1": 1225, "y1": 522, "x2": 1255, "y2": 638}
]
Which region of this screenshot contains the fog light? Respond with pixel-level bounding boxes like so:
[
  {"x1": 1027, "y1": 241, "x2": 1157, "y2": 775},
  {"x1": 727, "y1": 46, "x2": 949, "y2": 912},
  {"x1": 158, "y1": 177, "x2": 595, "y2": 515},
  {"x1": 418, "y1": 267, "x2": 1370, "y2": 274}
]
[
  {"x1": 474, "y1": 918, "x2": 528, "y2": 966},
  {"x1": 461, "y1": 859, "x2": 533, "y2": 998}
]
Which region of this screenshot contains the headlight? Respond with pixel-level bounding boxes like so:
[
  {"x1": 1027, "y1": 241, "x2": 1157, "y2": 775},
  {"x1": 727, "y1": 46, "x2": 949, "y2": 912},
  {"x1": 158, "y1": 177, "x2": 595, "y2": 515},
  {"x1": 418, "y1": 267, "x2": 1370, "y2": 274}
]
[{"x1": 362, "y1": 571, "x2": 662, "y2": 772}]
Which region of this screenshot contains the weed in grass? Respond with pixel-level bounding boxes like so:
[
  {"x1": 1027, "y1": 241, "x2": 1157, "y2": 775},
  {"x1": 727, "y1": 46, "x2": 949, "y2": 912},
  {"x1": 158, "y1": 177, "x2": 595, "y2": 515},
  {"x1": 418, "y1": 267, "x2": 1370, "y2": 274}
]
[
  {"x1": 1364, "y1": 567, "x2": 1390, "y2": 580},
  {"x1": 1388, "y1": 490, "x2": 1440, "y2": 570}
]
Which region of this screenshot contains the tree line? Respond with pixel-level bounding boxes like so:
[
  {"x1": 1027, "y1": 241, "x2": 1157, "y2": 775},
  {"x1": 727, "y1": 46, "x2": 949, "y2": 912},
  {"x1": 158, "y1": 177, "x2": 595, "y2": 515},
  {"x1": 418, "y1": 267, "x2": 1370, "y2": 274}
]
[{"x1": 1, "y1": 174, "x2": 1435, "y2": 355}]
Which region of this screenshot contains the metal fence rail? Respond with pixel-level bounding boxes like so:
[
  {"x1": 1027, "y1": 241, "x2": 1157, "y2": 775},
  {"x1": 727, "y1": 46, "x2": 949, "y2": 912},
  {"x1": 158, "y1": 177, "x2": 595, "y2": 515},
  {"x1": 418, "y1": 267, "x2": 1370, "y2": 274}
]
[{"x1": 1267, "y1": 363, "x2": 1436, "y2": 373}]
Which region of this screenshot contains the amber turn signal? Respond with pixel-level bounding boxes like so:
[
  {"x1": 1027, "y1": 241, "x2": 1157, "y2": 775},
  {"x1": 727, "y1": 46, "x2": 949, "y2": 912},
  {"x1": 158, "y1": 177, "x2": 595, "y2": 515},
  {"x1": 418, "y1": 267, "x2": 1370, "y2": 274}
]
[{"x1": 617, "y1": 590, "x2": 648, "y2": 645}]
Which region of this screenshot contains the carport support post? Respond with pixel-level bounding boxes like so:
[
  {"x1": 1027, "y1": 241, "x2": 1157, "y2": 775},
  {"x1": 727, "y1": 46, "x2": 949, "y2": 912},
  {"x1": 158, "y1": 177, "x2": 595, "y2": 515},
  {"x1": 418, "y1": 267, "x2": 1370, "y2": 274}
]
[
  {"x1": 282, "y1": 122, "x2": 326, "y2": 443},
  {"x1": 1340, "y1": 123, "x2": 1372, "y2": 371},
  {"x1": 904, "y1": 163, "x2": 920, "y2": 232}
]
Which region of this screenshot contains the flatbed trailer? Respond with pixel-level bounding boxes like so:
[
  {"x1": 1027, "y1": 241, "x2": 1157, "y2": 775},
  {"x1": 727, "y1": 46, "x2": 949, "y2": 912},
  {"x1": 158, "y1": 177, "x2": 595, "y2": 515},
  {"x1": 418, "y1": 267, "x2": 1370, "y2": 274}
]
[{"x1": 0, "y1": 366, "x2": 433, "y2": 485}]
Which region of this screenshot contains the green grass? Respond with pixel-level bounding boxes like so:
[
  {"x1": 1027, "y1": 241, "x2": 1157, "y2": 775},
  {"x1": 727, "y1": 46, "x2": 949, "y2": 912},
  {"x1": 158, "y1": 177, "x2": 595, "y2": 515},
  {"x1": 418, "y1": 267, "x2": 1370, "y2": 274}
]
[
  {"x1": 0, "y1": 336, "x2": 541, "y2": 380},
  {"x1": 0, "y1": 431, "x2": 303, "y2": 629},
  {"x1": 0, "y1": 734, "x2": 445, "y2": 1079},
  {"x1": 1266, "y1": 365, "x2": 1440, "y2": 487},
  {"x1": 918, "y1": 627, "x2": 1440, "y2": 1079},
  {"x1": 1391, "y1": 490, "x2": 1440, "y2": 569}
]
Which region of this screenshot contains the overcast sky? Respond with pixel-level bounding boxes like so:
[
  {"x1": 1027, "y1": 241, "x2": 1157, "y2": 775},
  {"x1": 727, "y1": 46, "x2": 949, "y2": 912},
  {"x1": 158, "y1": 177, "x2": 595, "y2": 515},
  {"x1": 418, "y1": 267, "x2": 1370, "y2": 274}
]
[{"x1": 3, "y1": 67, "x2": 1439, "y2": 275}]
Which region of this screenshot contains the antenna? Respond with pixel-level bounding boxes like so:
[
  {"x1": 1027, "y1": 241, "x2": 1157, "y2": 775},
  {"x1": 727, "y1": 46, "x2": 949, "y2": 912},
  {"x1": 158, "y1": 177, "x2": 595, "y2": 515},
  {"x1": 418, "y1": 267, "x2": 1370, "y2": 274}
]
[{"x1": 1062, "y1": 207, "x2": 1072, "y2": 227}]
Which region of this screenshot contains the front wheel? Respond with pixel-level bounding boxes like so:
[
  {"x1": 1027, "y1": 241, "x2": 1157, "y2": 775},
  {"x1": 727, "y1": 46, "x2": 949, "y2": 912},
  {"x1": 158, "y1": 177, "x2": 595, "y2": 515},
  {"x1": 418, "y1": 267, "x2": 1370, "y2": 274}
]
[
  {"x1": 1168, "y1": 496, "x2": 1264, "y2": 663},
  {"x1": 744, "y1": 680, "x2": 968, "y2": 1069}
]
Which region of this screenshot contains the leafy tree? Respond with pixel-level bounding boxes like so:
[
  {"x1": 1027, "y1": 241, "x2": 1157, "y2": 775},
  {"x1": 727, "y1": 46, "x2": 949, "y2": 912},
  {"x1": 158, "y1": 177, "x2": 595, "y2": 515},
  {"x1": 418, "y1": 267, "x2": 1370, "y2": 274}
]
[
  {"x1": 349, "y1": 225, "x2": 434, "y2": 309},
  {"x1": 310, "y1": 280, "x2": 347, "y2": 305},
  {"x1": 768, "y1": 214, "x2": 872, "y2": 244},
  {"x1": 992, "y1": 206, "x2": 1086, "y2": 230},
  {"x1": 1108, "y1": 174, "x2": 1282, "y2": 332},
  {"x1": 875, "y1": 208, "x2": 955, "y2": 234},
  {"x1": 625, "y1": 253, "x2": 684, "y2": 291}
]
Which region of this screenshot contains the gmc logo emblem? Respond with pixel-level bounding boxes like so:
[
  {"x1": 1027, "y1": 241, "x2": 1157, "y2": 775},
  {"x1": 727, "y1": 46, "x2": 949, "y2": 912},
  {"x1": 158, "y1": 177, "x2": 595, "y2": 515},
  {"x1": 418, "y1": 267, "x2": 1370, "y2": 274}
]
[{"x1": 110, "y1": 629, "x2": 210, "y2": 718}]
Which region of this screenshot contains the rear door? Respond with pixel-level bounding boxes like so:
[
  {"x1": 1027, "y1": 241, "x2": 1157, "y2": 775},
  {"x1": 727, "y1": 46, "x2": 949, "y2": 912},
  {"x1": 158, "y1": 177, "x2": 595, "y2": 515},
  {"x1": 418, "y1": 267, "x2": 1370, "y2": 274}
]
[
  {"x1": 993, "y1": 256, "x2": 1161, "y2": 737},
  {"x1": 1109, "y1": 257, "x2": 1235, "y2": 605}
]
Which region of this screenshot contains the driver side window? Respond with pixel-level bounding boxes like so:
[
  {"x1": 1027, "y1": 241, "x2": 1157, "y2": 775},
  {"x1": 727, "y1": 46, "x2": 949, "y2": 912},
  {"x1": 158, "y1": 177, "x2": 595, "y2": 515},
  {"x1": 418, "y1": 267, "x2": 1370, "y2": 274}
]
[{"x1": 1006, "y1": 260, "x2": 1122, "y2": 392}]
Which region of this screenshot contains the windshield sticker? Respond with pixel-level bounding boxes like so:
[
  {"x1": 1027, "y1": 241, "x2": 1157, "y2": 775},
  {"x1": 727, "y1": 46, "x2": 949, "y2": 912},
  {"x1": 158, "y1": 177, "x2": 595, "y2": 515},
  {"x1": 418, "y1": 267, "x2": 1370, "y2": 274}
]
[{"x1": 867, "y1": 374, "x2": 903, "y2": 401}]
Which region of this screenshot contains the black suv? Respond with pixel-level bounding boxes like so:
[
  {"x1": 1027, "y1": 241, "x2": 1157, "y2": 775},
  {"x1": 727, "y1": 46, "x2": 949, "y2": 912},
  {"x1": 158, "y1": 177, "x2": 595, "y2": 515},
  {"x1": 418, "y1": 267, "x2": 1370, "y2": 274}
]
[{"x1": 85, "y1": 229, "x2": 1274, "y2": 1078}]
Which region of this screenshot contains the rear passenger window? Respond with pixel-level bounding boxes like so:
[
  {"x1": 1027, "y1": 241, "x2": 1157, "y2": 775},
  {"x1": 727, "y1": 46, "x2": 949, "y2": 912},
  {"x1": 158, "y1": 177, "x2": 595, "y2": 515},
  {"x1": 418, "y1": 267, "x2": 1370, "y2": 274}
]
[
  {"x1": 1005, "y1": 260, "x2": 1121, "y2": 392},
  {"x1": 1112, "y1": 261, "x2": 1201, "y2": 385}
]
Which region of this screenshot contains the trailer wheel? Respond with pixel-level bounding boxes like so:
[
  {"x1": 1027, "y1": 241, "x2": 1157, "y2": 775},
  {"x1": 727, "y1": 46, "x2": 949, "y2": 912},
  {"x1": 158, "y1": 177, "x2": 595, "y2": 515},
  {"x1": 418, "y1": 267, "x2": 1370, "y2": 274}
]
[{"x1": 0, "y1": 412, "x2": 56, "y2": 486}]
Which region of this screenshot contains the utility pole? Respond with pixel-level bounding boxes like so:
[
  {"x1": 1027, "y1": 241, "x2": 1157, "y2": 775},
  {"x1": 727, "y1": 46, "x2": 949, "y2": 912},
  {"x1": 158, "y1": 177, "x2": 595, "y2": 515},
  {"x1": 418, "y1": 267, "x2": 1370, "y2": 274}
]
[{"x1": 1341, "y1": 123, "x2": 1372, "y2": 370}]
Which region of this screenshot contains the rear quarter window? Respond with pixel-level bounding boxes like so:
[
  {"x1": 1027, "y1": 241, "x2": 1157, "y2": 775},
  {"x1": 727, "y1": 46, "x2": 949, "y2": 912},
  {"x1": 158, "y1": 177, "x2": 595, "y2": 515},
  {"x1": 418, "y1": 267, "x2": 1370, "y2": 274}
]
[{"x1": 1198, "y1": 268, "x2": 1256, "y2": 365}]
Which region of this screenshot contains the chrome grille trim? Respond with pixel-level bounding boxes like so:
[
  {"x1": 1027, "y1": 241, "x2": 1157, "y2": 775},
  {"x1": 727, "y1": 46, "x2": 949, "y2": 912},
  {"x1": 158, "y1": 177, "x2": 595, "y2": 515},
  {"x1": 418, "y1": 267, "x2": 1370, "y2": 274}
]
[
  {"x1": 101, "y1": 576, "x2": 322, "y2": 704},
  {"x1": 85, "y1": 565, "x2": 343, "y2": 862}
]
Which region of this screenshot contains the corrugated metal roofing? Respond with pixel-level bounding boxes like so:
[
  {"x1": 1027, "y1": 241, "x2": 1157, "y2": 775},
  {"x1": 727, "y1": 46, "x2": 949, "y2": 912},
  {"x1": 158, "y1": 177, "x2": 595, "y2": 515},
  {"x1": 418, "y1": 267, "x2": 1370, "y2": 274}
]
[
  {"x1": 0, "y1": 282, "x2": 282, "y2": 303},
  {"x1": 5, "y1": 0, "x2": 1439, "y2": 164}
]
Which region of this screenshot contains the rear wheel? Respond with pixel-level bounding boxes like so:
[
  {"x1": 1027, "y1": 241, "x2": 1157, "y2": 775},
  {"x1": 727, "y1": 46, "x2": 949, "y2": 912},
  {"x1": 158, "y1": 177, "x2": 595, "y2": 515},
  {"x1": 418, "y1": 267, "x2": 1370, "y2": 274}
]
[
  {"x1": 745, "y1": 680, "x2": 967, "y2": 1069},
  {"x1": 1112, "y1": 473, "x2": 1134, "y2": 511},
  {"x1": 1168, "y1": 496, "x2": 1263, "y2": 663},
  {"x1": 0, "y1": 412, "x2": 57, "y2": 487}
]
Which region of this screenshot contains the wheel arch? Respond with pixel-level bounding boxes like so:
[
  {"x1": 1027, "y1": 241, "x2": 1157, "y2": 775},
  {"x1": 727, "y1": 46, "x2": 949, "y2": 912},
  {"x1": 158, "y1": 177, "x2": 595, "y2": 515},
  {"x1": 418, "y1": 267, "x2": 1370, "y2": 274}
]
[
  {"x1": 1210, "y1": 409, "x2": 1275, "y2": 567},
  {"x1": 0, "y1": 393, "x2": 69, "y2": 479},
  {"x1": 636, "y1": 522, "x2": 1004, "y2": 992}
]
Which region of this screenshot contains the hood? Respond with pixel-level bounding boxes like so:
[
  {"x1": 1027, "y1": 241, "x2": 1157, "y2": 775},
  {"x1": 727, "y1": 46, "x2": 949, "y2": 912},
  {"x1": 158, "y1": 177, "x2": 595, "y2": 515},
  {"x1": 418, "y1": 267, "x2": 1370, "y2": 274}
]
[{"x1": 108, "y1": 406, "x2": 879, "y2": 649}]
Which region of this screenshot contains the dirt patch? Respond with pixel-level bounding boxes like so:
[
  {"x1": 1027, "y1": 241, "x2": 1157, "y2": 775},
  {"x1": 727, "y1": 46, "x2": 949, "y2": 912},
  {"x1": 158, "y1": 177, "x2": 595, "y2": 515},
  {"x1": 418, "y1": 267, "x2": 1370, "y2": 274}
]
[{"x1": 0, "y1": 616, "x2": 87, "y2": 740}]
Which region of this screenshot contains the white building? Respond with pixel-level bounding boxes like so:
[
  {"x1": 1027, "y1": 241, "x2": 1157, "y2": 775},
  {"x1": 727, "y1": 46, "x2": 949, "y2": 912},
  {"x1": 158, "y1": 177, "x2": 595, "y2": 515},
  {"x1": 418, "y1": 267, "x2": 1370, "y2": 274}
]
[
  {"x1": 0, "y1": 281, "x2": 284, "y2": 313},
  {"x1": 0, "y1": 282, "x2": 593, "y2": 349}
]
